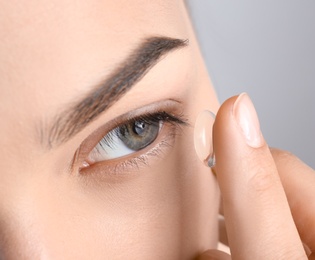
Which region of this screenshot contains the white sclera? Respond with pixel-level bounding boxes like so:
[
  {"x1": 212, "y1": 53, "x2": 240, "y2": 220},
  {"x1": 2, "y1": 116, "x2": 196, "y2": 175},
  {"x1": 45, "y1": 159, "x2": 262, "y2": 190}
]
[{"x1": 193, "y1": 110, "x2": 216, "y2": 167}]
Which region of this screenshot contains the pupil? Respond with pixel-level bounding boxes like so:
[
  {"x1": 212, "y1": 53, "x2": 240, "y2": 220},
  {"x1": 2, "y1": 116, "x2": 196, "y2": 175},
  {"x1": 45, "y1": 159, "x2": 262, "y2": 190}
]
[{"x1": 133, "y1": 121, "x2": 146, "y2": 135}]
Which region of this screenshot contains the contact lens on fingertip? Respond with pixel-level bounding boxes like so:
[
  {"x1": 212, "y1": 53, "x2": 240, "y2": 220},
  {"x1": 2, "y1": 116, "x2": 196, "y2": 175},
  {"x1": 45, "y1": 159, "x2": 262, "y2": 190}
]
[{"x1": 194, "y1": 110, "x2": 216, "y2": 168}]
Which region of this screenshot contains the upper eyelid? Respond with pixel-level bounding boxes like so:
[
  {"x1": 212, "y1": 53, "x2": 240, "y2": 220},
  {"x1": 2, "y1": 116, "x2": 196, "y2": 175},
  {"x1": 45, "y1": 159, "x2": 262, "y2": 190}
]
[{"x1": 119, "y1": 111, "x2": 188, "y2": 128}]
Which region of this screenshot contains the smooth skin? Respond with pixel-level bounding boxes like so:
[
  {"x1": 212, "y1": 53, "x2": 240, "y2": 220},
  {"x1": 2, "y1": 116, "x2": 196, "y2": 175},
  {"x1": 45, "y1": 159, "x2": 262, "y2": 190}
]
[
  {"x1": 199, "y1": 94, "x2": 315, "y2": 259},
  {"x1": 0, "y1": 1, "x2": 221, "y2": 259},
  {"x1": 0, "y1": 0, "x2": 314, "y2": 259}
]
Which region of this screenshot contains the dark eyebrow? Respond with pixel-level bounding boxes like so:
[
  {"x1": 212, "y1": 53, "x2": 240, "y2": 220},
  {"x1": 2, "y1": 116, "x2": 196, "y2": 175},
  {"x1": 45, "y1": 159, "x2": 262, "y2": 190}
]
[{"x1": 44, "y1": 36, "x2": 188, "y2": 148}]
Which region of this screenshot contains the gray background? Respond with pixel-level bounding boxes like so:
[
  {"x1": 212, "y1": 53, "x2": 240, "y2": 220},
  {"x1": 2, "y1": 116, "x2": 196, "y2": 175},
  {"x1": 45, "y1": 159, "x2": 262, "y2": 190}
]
[{"x1": 188, "y1": 1, "x2": 315, "y2": 168}]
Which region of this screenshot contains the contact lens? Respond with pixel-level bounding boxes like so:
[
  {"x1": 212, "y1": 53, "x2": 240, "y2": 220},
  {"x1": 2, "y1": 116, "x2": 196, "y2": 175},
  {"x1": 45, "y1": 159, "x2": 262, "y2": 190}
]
[{"x1": 194, "y1": 110, "x2": 216, "y2": 167}]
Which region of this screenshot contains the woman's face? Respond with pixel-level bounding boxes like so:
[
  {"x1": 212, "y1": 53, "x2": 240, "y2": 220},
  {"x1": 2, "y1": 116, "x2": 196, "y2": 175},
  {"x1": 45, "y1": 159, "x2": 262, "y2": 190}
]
[{"x1": 0, "y1": 0, "x2": 220, "y2": 259}]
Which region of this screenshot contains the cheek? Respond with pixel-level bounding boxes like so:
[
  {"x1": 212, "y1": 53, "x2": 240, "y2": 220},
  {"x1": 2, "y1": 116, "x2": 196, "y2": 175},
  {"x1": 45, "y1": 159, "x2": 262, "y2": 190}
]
[
  {"x1": 8, "y1": 155, "x2": 218, "y2": 259},
  {"x1": 80, "y1": 138, "x2": 219, "y2": 258}
]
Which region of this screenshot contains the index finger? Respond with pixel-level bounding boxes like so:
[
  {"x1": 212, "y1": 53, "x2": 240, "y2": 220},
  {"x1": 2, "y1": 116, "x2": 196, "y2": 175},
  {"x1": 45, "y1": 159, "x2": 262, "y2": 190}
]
[{"x1": 213, "y1": 94, "x2": 306, "y2": 259}]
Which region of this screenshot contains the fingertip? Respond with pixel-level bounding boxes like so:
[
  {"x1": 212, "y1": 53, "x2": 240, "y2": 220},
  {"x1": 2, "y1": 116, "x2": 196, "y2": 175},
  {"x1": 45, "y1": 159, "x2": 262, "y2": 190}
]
[
  {"x1": 212, "y1": 94, "x2": 243, "y2": 175},
  {"x1": 213, "y1": 95, "x2": 238, "y2": 139}
]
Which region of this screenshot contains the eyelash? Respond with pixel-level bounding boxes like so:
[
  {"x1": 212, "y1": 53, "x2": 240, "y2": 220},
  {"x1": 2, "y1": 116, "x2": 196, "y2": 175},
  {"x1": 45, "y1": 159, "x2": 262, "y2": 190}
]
[
  {"x1": 99, "y1": 111, "x2": 186, "y2": 147},
  {"x1": 79, "y1": 111, "x2": 188, "y2": 175}
]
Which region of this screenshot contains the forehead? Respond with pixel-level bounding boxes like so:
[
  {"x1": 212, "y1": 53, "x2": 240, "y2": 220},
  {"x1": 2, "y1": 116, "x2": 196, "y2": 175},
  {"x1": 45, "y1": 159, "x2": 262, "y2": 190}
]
[
  {"x1": 0, "y1": 0, "x2": 186, "y2": 93},
  {"x1": 0, "y1": 0, "x2": 185, "y2": 59}
]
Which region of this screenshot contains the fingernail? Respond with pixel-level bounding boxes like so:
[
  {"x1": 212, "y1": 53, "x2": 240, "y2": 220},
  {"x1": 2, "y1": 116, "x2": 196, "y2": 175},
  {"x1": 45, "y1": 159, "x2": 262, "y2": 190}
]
[{"x1": 233, "y1": 93, "x2": 264, "y2": 148}]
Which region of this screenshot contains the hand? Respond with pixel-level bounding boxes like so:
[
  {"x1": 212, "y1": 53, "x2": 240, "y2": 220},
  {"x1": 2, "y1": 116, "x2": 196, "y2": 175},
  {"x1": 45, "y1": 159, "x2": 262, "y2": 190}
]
[{"x1": 199, "y1": 93, "x2": 315, "y2": 259}]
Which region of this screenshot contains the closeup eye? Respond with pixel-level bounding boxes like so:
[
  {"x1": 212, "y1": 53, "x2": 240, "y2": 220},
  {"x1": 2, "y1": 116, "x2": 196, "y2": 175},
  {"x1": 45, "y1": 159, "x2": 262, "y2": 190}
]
[
  {"x1": 84, "y1": 111, "x2": 187, "y2": 167},
  {"x1": 88, "y1": 118, "x2": 161, "y2": 163}
]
